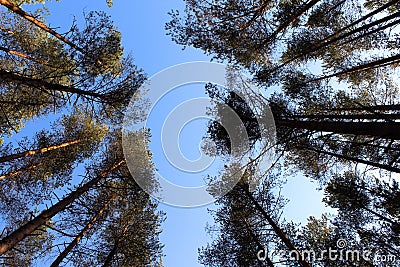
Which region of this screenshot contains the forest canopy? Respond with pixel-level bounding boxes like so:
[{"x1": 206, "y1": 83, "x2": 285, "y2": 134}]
[
  {"x1": 0, "y1": 0, "x2": 399, "y2": 266},
  {"x1": 167, "y1": 0, "x2": 400, "y2": 266},
  {"x1": 0, "y1": 1, "x2": 163, "y2": 266}
]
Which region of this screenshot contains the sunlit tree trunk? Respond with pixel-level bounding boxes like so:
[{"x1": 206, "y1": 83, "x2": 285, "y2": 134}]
[
  {"x1": 293, "y1": 114, "x2": 400, "y2": 120},
  {"x1": 0, "y1": 0, "x2": 85, "y2": 55},
  {"x1": 244, "y1": 220, "x2": 274, "y2": 267},
  {"x1": 0, "y1": 46, "x2": 48, "y2": 65},
  {"x1": 273, "y1": 2, "x2": 400, "y2": 71},
  {"x1": 332, "y1": 104, "x2": 400, "y2": 111},
  {"x1": 0, "y1": 162, "x2": 43, "y2": 180},
  {"x1": 0, "y1": 139, "x2": 84, "y2": 164}
]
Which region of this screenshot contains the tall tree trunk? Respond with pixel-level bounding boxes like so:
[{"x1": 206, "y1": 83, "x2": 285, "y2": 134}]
[
  {"x1": 276, "y1": 119, "x2": 400, "y2": 140},
  {"x1": 50, "y1": 195, "x2": 116, "y2": 267},
  {"x1": 0, "y1": 25, "x2": 47, "y2": 47},
  {"x1": 0, "y1": 139, "x2": 84, "y2": 164},
  {"x1": 332, "y1": 138, "x2": 400, "y2": 153},
  {"x1": 0, "y1": 0, "x2": 103, "y2": 66},
  {"x1": 339, "y1": 18, "x2": 400, "y2": 48},
  {"x1": 0, "y1": 25, "x2": 14, "y2": 35},
  {"x1": 293, "y1": 113, "x2": 400, "y2": 120},
  {"x1": 308, "y1": 53, "x2": 400, "y2": 83},
  {"x1": 0, "y1": 162, "x2": 44, "y2": 180},
  {"x1": 273, "y1": 4, "x2": 400, "y2": 71},
  {"x1": 0, "y1": 99, "x2": 52, "y2": 107},
  {"x1": 240, "y1": 184, "x2": 312, "y2": 267},
  {"x1": 314, "y1": 1, "x2": 400, "y2": 52},
  {"x1": 0, "y1": 0, "x2": 85, "y2": 55},
  {"x1": 323, "y1": 10, "x2": 400, "y2": 48},
  {"x1": 332, "y1": 104, "x2": 400, "y2": 111},
  {"x1": 102, "y1": 241, "x2": 119, "y2": 267},
  {"x1": 0, "y1": 69, "x2": 110, "y2": 101},
  {"x1": 243, "y1": 220, "x2": 274, "y2": 267},
  {"x1": 102, "y1": 221, "x2": 131, "y2": 267},
  {"x1": 241, "y1": 0, "x2": 274, "y2": 30},
  {"x1": 327, "y1": 0, "x2": 399, "y2": 38},
  {"x1": 304, "y1": 147, "x2": 400, "y2": 173},
  {"x1": 0, "y1": 160, "x2": 124, "y2": 255},
  {"x1": 261, "y1": 0, "x2": 321, "y2": 47},
  {"x1": 0, "y1": 46, "x2": 48, "y2": 65},
  {"x1": 354, "y1": 201, "x2": 400, "y2": 227},
  {"x1": 325, "y1": 0, "x2": 346, "y2": 14}
]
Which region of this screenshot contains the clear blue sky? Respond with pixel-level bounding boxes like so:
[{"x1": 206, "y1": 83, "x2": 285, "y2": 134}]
[{"x1": 24, "y1": 1, "x2": 332, "y2": 266}]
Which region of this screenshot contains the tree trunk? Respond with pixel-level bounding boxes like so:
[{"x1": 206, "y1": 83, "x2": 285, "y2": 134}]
[
  {"x1": 241, "y1": 0, "x2": 274, "y2": 30},
  {"x1": 0, "y1": 99, "x2": 52, "y2": 107},
  {"x1": 0, "y1": 0, "x2": 85, "y2": 55},
  {"x1": 102, "y1": 241, "x2": 119, "y2": 267},
  {"x1": 316, "y1": 1, "x2": 400, "y2": 52},
  {"x1": 276, "y1": 119, "x2": 400, "y2": 140},
  {"x1": 325, "y1": 0, "x2": 346, "y2": 14},
  {"x1": 244, "y1": 220, "x2": 274, "y2": 267},
  {"x1": 329, "y1": 0, "x2": 399, "y2": 38},
  {"x1": 261, "y1": 0, "x2": 321, "y2": 46},
  {"x1": 309, "y1": 53, "x2": 400, "y2": 83},
  {"x1": 293, "y1": 113, "x2": 400, "y2": 120},
  {"x1": 102, "y1": 221, "x2": 131, "y2": 267},
  {"x1": 0, "y1": 69, "x2": 109, "y2": 101},
  {"x1": 0, "y1": 25, "x2": 48, "y2": 48},
  {"x1": 0, "y1": 0, "x2": 103, "y2": 66},
  {"x1": 340, "y1": 18, "x2": 400, "y2": 48},
  {"x1": 0, "y1": 46, "x2": 48, "y2": 65},
  {"x1": 0, "y1": 160, "x2": 124, "y2": 255},
  {"x1": 273, "y1": 3, "x2": 400, "y2": 71},
  {"x1": 0, "y1": 139, "x2": 84, "y2": 164},
  {"x1": 361, "y1": 204, "x2": 400, "y2": 227},
  {"x1": 0, "y1": 25, "x2": 14, "y2": 35},
  {"x1": 50, "y1": 195, "x2": 116, "y2": 267},
  {"x1": 322, "y1": 10, "x2": 400, "y2": 49},
  {"x1": 0, "y1": 162, "x2": 44, "y2": 180},
  {"x1": 331, "y1": 104, "x2": 400, "y2": 111},
  {"x1": 240, "y1": 184, "x2": 312, "y2": 267},
  {"x1": 304, "y1": 147, "x2": 400, "y2": 173},
  {"x1": 333, "y1": 138, "x2": 400, "y2": 153}
]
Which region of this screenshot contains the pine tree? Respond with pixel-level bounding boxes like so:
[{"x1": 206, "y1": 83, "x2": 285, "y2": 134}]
[
  {"x1": 0, "y1": 1, "x2": 163, "y2": 266},
  {"x1": 0, "y1": 6, "x2": 145, "y2": 142},
  {"x1": 0, "y1": 110, "x2": 106, "y2": 232},
  {"x1": 168, "y1": 2, "x2": 400, "y2": 266},
  {"x1": 324, "y1": 171, "x2": 400, "y2": 260},
  {"x1": 200, "y1": 168, "x2": 311, "y2": 267},
  {"x1": 48, "y1": 132, "x2": 163, "y2": 267}
]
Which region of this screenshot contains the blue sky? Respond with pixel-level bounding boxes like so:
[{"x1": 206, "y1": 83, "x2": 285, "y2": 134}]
[{"x1": 21, "y1": 0, "x2": 332, "y2": 266}]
